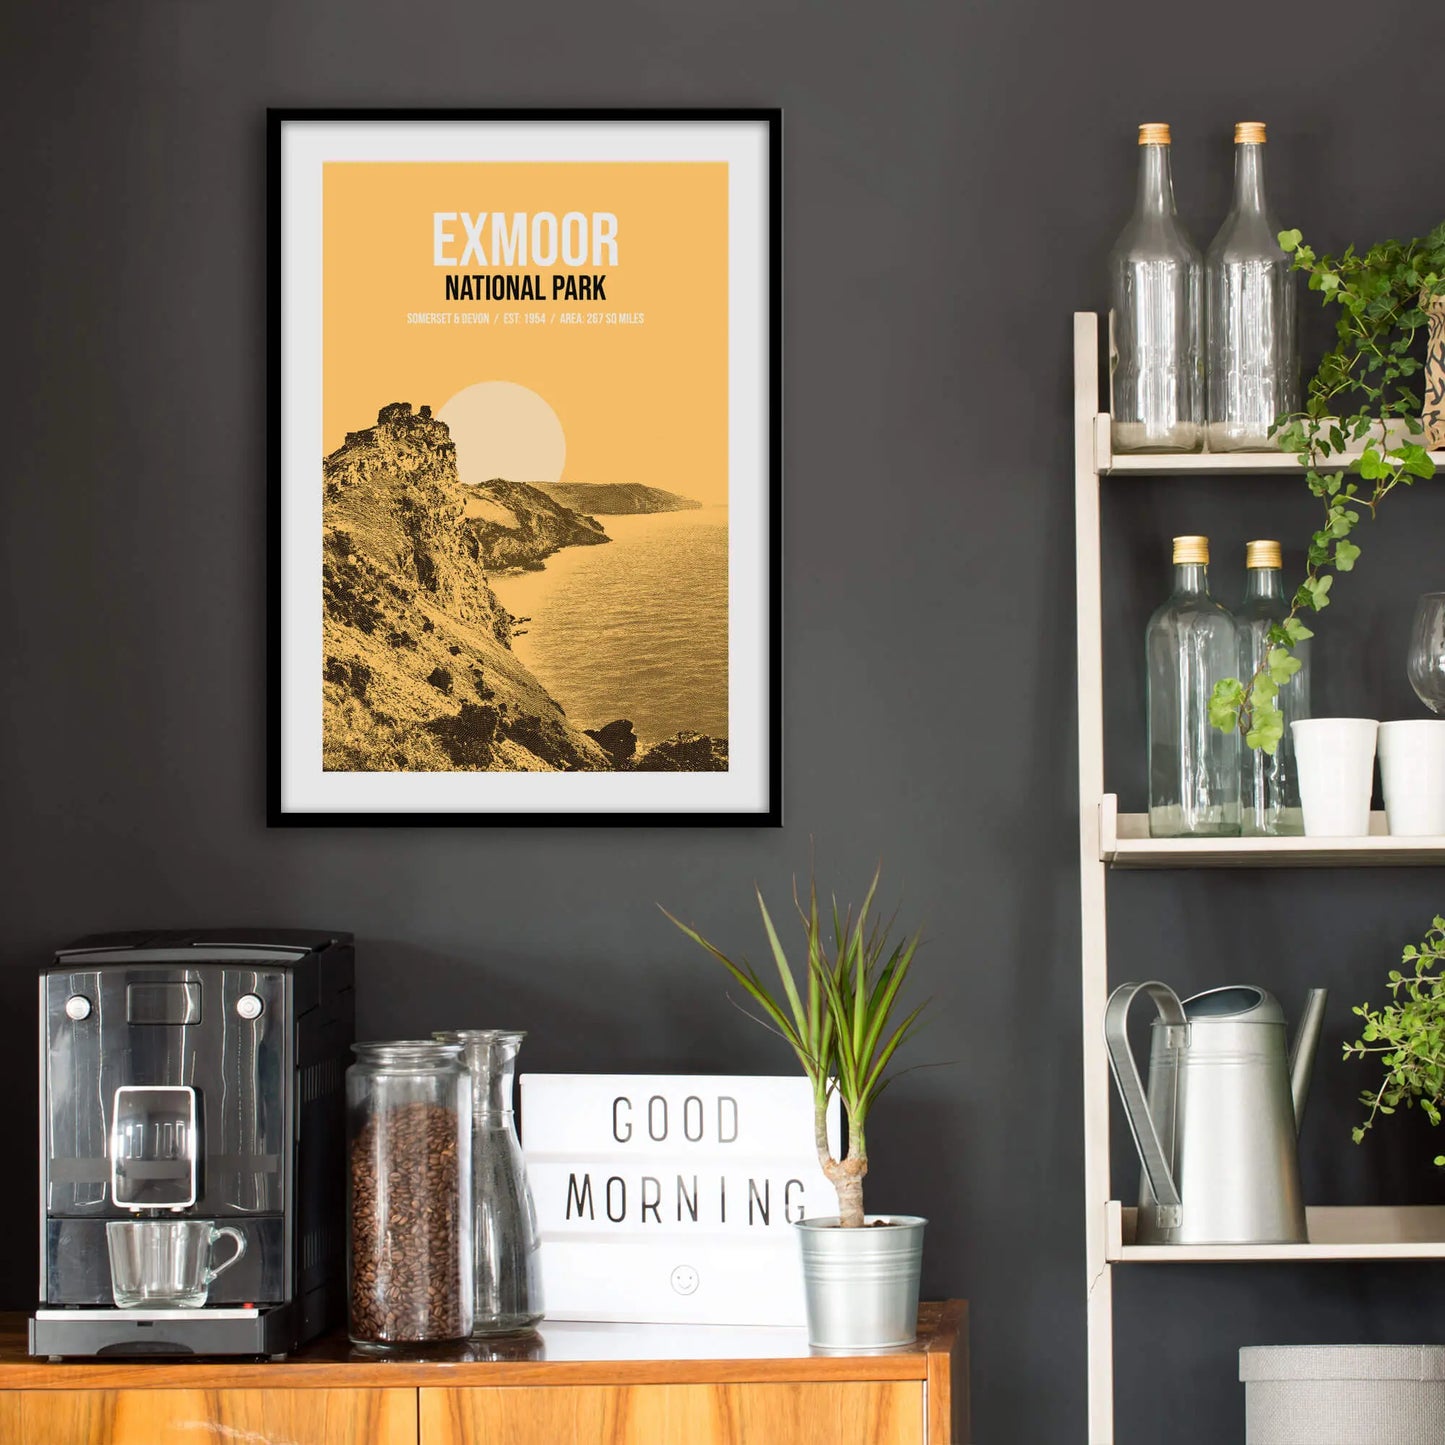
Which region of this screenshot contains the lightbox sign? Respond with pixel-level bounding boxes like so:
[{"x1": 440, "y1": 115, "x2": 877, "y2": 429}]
[{"x1": 520, "y1": 1074, "x2": 841, "y2": 1325}]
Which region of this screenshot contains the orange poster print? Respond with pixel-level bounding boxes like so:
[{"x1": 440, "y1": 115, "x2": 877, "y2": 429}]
[
  {"x1": 322, "y1": 162, "x2": 729, "y2": 504},
  {"x1": 272, "y1": 112, "x2": 777, "y2": 824}
]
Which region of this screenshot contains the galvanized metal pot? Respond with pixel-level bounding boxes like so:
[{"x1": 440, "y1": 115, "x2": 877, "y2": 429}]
[{"x1": 795, "y1": 1215, "x2": 926, "y2": 1351}]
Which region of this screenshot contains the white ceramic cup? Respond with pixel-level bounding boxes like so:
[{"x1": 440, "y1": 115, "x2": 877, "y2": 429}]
[
  {"x1": 1291, "y1": 718, "x2": 1379, "y2": 837},
  {"x1": 1378, "y1": 720, "x2": 1445, "y2": 836}
]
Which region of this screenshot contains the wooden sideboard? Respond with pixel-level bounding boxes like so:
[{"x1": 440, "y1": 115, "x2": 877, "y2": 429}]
[{"x1": 0, "y1": 1301, "x2": 968, "y2": 1445}]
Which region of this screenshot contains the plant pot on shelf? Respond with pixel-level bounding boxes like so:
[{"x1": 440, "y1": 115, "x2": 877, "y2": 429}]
[
  {"x1": 1378, "y1": 720, "x2": 1445, "y2": 836},
  {"x1": 1424, "y1": 290, "x2": 1444, "y2": 450},
  {"x1": 796, "y1": 1215, "x2": 926, "y2": 1352},
  {"x1": 1291, "y1": 718, "x2": 1379, "y2": 837}
]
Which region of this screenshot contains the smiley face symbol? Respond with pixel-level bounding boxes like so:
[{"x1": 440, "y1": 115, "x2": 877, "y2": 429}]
[{"x1": 670, "y1": 1265, "x2": 699, "y2": 1296}]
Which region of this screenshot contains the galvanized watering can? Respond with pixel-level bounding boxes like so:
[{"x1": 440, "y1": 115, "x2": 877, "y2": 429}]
[{"x1": 1104, "y1": 982, "x2": 1327, "y2": 1246}]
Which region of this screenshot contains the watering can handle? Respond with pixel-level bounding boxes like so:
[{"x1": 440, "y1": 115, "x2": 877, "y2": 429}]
[{"x1": 1104, "y1": 981, "x2": 1187, "y2": 1217}]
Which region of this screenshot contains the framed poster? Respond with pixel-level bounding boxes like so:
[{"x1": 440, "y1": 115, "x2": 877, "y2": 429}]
[{"x1": 269, "y1": 109, "x2": 780, "y2": 825}]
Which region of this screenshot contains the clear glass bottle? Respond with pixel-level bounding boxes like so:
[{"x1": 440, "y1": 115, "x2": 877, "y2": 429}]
[
  {"x1": 1237, "y1": 540, "x2": 1309, "y2": 835},
  {"x1": 435, "y1": 1030, "x2": 544, "y2": 1336},
  {"x1": 1109, "y1": 123, "x2": 1204, "y2": 453},
  {"x1": 1206, "y1": 123, "x2": 1298, "y2": 451},
  {"x1": 1147, "y1": 535, "x2": 1241, "y2": 837},
  {"x1": 346, "y1": 1041, "x2": 473, "y2": 1351}
]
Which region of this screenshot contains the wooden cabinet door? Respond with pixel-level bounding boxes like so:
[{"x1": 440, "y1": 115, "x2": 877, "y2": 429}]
[
  {"x1": 0, "y1": 1388, "x2": 417, "y2": 1445},
  {"x1": 421, "y1": 1381, "x2": 925, "y2": 1445}
]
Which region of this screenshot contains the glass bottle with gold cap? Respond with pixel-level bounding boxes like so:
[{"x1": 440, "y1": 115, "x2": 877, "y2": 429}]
[
  {"x1": 1146, "y1": 535, "x2": 1241, "y2": 837},
  {"x1": 1237, "y1": 539, "x2": 1309, "y2": 834},
  {"x1": 1109, "y1": 123, "x2": 1203, "y2": 453},
  {"x1": 1206, "y1": 122, "x2": 1299, "y2": 451}
]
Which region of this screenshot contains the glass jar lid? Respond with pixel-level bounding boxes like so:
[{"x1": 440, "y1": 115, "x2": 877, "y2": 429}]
[
  {"x1": 351, "y1": 1039, "x2": 465, "y2": 1070},
  {"x1": 433, "y1": 1029, "x2": 527, "y2": 1044}
]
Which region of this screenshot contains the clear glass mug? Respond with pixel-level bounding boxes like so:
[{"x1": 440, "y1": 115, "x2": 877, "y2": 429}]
[{"x1": 106, "y1": 1218, "x2": 247, "y2": 1308}]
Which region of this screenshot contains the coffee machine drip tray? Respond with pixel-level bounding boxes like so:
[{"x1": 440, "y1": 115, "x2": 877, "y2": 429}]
[
  {"x1": 30, "y1": 1305, "x2": 297, "y2": 1360},
  {"x1": 36, "y1": 1308, "x2": 261, "y2": 1320}
]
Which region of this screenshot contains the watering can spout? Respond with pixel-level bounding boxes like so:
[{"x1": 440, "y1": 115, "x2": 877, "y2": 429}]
[{"x1": 1289, "y1": 989, "x2": 1328, "y2": 1131}]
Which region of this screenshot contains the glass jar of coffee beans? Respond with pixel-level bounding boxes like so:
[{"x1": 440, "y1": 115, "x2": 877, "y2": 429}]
[{"x1": 346, "y1": 1041, "x2": 473, "y2": 1350}]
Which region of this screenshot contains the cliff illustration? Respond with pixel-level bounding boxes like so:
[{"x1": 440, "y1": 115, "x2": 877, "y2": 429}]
[
  {"x1": 461, "y1": 475, "x2": 608, "y2": 568},
  {"x1": 321, "y1": 403, "x2": 726, "y2": 774},
  {"x1": 535, "y1": 481, "x2": 702, "y2": 515}
]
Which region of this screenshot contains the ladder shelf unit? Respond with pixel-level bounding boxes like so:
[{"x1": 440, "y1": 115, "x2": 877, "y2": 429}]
[{"x1": 1072, "y1": 311, "x2": 1445, "y2": 1443}]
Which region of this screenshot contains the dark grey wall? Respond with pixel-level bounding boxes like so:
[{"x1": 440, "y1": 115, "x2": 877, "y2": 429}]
[{"x1": 3, "y1": 2, "x2": 1442, "y2": 1439}]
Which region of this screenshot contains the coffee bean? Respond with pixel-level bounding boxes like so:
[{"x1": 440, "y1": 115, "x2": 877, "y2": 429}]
[{"x1": 349, "y1": 1099, "x2": 466, "y2": 1344}]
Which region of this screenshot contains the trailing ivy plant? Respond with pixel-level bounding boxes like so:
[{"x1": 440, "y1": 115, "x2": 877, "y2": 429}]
[
  {"x1": 662, "y1": 868, "x2": 927, "y2": 1228},
  {"x1": 1208, "y1": 222, "x2": 1445, "y2": 753},
  {"x1": 1345, "y1": 918, "x2": 1445, "y2": 1163}
]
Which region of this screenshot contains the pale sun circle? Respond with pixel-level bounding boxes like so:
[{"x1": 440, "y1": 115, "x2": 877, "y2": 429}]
[{"x1": 438, "y1": 381, "x2": 566, "y2": 487}]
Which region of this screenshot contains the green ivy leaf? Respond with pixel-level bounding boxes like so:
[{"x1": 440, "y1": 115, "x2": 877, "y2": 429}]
[
  {"x1": 1276, "y1": 421, "x2": 1307, "y2": 453},
  {"x1": 1208, "y1": 678, "x2": 1246, "y2": 733},
  {"x1": 1267, "y1": 647, "x2": 1303, "y2": 685},
  {"x1": 1245, "y1": 698, "x2": 1285, "y2": 754},
  {"x1": 1356, "y1": 447, "x2": 1388, "y2": 480},
  {"x1": 1335, "y1": 539, "x2": 1361, "y2": 571},
  {"x1": 1283, "y1": 617, "x2": 1315, "y2": 643},
  {"x1": 1393, "y1": 442, "x2": 1438, "y2": 479},
  {"x1": 1279, "y1": 228, "x2": 1303, "y2": 253}
]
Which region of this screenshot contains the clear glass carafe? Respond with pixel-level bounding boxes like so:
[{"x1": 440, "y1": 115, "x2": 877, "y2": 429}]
[
  {"x1": 1237, "y1": 541, "x2": 1309, "y2": 835},
  {"x1": 1109, "y1": 123, "x2": 1204, "y2": 453},
  {"x1": 435, "y1": 1030, "x2": 544, "y2": 1336},
  {"x1": 1206, "y1": 123, "x2": 1298, "y2": 451},
  {"x1": 346, "y1": 1041, "x2": 473, "y2": 1350},
  {"x1": 1147, "y1": 536, "x2": 1241, "y2": 837},
  {"x1": 1408, "y1": 593, "x2": 1445, "y2": 715}
]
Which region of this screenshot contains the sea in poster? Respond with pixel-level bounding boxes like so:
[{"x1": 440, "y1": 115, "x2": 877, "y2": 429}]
[{"x1": 319, "y1": 161, "x2": 730, "y2": 775}]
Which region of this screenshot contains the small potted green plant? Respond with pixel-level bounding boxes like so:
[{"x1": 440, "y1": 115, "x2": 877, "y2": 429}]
[
  {"x1": 664, "y1": 867, "x2": 930, "y2": 1350},
  {"x1": 1345, "y1": 917, "x2": 1445, "y2": 1156}
]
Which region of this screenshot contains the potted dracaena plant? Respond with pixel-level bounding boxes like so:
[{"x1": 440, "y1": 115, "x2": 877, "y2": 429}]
[{"x1": 663, "y1": 867, "x2": 930, "y2": 1350}]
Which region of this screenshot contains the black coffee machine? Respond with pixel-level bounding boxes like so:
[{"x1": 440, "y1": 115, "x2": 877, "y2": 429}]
[{"x1": 31, "y1": 930, "x2": 354, "y2": 1358}]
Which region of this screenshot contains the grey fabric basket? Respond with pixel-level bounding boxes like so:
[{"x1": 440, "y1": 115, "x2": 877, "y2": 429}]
[{"x1": 1241, "y1": 1346, "x2": 1445, "y2": 1445}]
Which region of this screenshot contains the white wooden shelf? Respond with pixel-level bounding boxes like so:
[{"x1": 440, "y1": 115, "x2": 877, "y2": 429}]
[
  {"x1": 1093, "y1": 413, "x2": 1445, "y2": 477},
  {"x1": 1099, "y1": 795, "x2": 1445, "y2": 868},
  {"x1": 1071, "y1": 311, "x2": 1445, "y2": 1443},
  {"x1": 1107, "y1": 1201, "x2": 1445, "y2": 1262}
]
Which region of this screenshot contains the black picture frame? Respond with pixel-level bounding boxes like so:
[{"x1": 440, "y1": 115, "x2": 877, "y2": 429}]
[{"x1": 268, "y1": 108, "x2": 782, "y2": 827}]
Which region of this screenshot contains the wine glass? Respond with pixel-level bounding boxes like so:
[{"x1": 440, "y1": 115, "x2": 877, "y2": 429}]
[{"x1": 1408, "y1": 593, "x2": 1445, "y2": 714}]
